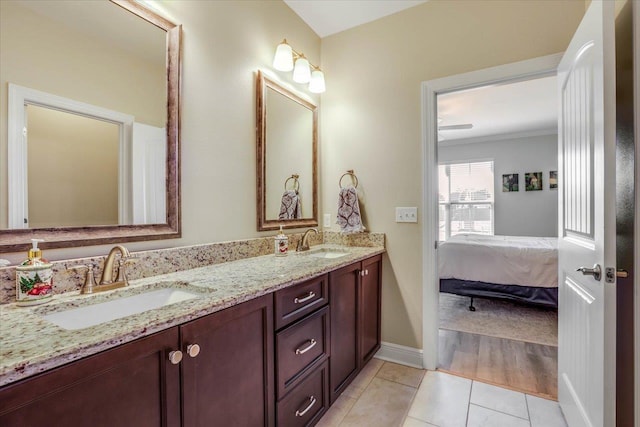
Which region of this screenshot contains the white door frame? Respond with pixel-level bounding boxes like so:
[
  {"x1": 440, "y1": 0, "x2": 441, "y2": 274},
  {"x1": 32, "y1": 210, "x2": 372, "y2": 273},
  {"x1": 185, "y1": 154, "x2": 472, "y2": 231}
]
[
  {"x1": 420, "y1": 53, "x2": 563, "y2": 370},
  {"x1": 7, "y1": 83, "x2": 134, "y2": 228}
]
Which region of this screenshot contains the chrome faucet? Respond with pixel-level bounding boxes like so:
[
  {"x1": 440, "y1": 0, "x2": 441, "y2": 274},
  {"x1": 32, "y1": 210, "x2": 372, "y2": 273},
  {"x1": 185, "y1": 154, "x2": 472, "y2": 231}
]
[
  {"x1": 297, "y1": 228, "x2": 318, "y2": 252},
  {"x1": 68, "y1": 245, "x2": 137, "y2": 294}
]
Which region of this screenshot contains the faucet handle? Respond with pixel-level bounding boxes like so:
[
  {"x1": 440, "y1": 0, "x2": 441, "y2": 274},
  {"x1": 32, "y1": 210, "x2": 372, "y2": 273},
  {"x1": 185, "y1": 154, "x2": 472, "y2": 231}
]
[
  {"x1": 115, "y1": 257, "x2": 138, "y2": 285},
  {"x1": 67, "y1": 264, "x2": 97, "y2": 294}
]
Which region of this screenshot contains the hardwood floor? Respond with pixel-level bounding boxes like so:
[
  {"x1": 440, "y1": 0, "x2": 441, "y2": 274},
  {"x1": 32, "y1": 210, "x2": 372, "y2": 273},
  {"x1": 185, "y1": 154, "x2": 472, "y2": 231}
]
[{"x1": 438, "y1": 328, "x2": 558, "y2": 400}]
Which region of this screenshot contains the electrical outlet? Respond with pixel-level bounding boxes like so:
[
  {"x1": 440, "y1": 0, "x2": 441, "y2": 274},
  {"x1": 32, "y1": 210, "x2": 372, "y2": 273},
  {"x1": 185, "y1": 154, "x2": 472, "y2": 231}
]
[
  {"x1": 395, "y1": 207, "x2": 418, "y2": 223},
  {"x1": 323, "y1": 213, "x2": 331, "y2": 228}
]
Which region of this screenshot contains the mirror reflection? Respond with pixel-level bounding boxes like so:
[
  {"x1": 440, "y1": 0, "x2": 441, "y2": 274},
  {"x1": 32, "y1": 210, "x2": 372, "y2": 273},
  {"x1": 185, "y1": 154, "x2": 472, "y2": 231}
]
[
  {"x1": 1, "y1": 0, "x2": 167, "y2": 230},
  {"x1": 0, "y1": 0, "x2": 181, "y2": 252},
  {"x1": 256, "y1": 71, "x2": 318, "y2": 231}
]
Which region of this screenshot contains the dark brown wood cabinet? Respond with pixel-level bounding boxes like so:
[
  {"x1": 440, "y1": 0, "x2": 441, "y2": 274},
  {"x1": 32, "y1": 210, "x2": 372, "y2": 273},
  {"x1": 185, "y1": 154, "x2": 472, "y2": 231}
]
[
  {"x1": 0, "y1": 294, "x2": 274, "y2": 427},
  {"x1": 0, "y1": 254, "x2": 382, "y2": 427},
  {"x1": 181, "y1": 294, "x2": 274, "y2": 427},
  {"x1": 0, "y1": 327, "x2": 182, "y2": 427},
  {"x1": 359, "y1": 255, "x2": 382, "y2": 366},
  {"x1": 329, "y1": 255, "x2": 382, "y2": 404}
]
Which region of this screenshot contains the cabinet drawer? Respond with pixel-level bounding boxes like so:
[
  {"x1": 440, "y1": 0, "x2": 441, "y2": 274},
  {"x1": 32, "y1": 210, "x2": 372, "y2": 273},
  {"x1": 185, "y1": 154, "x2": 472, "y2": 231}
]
[
  {"x1": 275, "y1": 274, "x2": 328, "y2": 330},
  {"x1": 276, "y1": 306, "x2": 329, "y2": 398},
  {"x1": 277, "y1": 360, "x2": 329, "y2": 427}
]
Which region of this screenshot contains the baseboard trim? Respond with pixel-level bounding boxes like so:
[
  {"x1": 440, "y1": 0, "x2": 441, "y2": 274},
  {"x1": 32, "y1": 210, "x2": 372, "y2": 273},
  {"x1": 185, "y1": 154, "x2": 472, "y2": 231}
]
[{"x1": 374, "y1": 341, "x2": 424, "y2": 369}]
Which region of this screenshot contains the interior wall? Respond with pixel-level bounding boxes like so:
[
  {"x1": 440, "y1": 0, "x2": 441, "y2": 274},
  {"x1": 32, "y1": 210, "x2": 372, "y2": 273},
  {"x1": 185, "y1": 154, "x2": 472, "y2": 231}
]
[
  {"x1": 438, "y1": 134, "x2": 559, "y2": 238},
  {"x1": 0, "y1": 0, "x2": 321, "y2": 262},
  {"x1": 320, "y1": 0, "x2": 584, "y2": 348}
]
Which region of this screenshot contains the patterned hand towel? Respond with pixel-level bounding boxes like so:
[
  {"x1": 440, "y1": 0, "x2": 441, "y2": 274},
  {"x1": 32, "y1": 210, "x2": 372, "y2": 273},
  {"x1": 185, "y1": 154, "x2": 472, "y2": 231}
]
[
  {"x1": 336, "y1": 185, "x2": 365, "y2": 233},
  {"x1": 279, "y1": 190, "x2": 302, "y2": 220}
]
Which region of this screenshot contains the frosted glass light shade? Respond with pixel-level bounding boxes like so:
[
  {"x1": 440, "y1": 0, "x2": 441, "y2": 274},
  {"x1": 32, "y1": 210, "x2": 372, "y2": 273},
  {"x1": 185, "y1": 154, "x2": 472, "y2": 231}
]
[
  {"x1": 309, "y1": 69, "x2": 326, "y2": 93},
  {"x1": 292, "y1": 57, "x2": 311, "y2": 83},
  {"x1": 273, "y1": 42, "x2": 293, "y2": 71}
]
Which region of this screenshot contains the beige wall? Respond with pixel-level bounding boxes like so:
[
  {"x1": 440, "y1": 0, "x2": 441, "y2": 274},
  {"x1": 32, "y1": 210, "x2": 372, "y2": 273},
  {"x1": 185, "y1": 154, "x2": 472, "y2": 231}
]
[
  {"x1": 0, "y1": 0, "x2": 320, "y2": 261},
  {"x1": 319, "y1": 0, "x2": 585, "y2": 348}
]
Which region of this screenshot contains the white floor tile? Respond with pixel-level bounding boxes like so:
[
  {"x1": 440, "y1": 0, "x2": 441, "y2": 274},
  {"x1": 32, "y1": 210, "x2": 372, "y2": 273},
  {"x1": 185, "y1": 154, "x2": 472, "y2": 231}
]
[
  {"x1": 407, "y1": 371, "x2": 471, "y2": 427},
  {"x1": 403, "y1": 416, "x2": 438, "y2": 426},
  {"x1": 467, "y1": 404, "x2": 531, "y2": 427},
  {"x1": 526, "y1": 395, "x2": 568, "y2": 427},
  {"x1": 470, "y1": 381, "x2": 528, "y2": 419}
]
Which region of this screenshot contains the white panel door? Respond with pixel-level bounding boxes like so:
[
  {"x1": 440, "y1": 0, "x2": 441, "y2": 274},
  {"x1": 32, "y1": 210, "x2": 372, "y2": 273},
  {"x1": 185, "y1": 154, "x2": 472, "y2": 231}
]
[{"x1": 557, "y1": 1, "x2": 616, "y2": 427}]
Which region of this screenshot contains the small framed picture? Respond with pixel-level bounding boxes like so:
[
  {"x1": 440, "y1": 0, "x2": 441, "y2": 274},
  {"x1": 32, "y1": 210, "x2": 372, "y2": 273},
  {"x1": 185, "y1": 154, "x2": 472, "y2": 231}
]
[
  {"x1": 502, "y1": 173, "x2": 519, "y2": 192},
  {"x1": 549, "y1": 171, "x2": 558, "y2": 189},
  {"x1": 525, "y1": 172, "x2": 543, "y2": 191}
]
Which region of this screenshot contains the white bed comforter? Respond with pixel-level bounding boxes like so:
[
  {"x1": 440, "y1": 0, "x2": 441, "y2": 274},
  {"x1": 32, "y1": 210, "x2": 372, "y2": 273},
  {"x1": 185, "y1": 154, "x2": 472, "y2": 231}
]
[{"x1": 438, "y1": 234, "x2": 558, "y2": 288}]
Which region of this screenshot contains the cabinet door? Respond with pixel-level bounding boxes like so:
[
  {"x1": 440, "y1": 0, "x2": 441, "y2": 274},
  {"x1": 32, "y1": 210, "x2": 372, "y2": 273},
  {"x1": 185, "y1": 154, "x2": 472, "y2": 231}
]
[
  {"x1": 0, "y1": 328, "x2": 181, "y2": 427},
  {"x1": 359, "y1": 255, "x2": 382, "y2": 366},
  {"x1": 329, "y1": 262, "x2": 360, "y2": 404},
  {"x1": 180, "y1": 294, "x2": 275, "y2": 427}
]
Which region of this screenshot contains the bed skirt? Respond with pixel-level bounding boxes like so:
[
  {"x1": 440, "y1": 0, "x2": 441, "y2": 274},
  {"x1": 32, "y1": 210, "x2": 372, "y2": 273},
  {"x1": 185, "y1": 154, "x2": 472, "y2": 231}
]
[{"x1": 440, "y1": 278, "x2": 558, "y2": 309}]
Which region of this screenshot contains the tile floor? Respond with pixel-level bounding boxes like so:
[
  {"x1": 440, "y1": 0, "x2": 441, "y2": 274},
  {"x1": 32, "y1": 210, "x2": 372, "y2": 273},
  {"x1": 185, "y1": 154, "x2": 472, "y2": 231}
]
[{"x1": 316, "y1": 358, "x2": 568, "y2": 427}]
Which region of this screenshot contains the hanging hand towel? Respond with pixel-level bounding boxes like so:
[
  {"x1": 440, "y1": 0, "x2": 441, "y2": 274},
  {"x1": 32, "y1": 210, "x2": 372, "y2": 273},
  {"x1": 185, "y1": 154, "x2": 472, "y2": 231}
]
[
  {"x1": 336, "y1": 185, "x2": 365, "y2": 233},
  {"x1": 279, "y1": 190, "x2": 302, "y2": 220}
]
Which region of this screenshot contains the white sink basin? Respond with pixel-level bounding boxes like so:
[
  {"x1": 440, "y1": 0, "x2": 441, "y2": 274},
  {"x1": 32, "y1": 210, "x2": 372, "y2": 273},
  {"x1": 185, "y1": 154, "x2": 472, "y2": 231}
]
[
  {"x1": 42, "y1": 288, "x2": 201, "y2": 330},
  {"x1": 306, "y1": 248, "x2": 349, "y2": 259}
]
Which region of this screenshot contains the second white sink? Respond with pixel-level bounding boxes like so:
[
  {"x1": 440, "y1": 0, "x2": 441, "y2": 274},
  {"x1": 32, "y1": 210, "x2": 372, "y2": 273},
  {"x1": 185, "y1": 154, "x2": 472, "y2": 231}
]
[
  {"x1": 42, "y1": 288, "x2": 201, "y2": 330},
  {"x1": 306, "y1": 248, "x2": 349, "y2": 259}
]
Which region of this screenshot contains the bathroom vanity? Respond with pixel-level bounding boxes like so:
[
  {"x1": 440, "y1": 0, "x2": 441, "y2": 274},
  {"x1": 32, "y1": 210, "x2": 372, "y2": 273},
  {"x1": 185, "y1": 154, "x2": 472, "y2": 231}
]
[{"x1": 0, "y1": 246, "x2": 383, "y2": 427}]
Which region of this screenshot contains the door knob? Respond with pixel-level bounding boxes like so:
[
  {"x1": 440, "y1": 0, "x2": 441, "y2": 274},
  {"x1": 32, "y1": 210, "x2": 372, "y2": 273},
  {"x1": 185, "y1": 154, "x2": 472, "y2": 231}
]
[{"x1": 576, "y1": 264, "x2": 601, "y2": 281}]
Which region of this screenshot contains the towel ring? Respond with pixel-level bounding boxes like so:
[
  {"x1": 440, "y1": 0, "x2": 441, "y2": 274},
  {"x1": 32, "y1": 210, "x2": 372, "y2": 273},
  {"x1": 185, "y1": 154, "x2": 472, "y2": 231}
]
[
  {"x1": 339, "y1": 170, "x2": 358, "y2": 189},
  {"x1": 284, "y1": 174, "x2": 300, "y2": 193}
]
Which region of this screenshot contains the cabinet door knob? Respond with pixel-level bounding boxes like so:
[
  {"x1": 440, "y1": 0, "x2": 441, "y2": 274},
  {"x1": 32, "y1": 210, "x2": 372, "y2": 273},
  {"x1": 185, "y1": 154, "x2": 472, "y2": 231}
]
[
  {"x1": 360, "y1": 270, "x2": 365, "y2": 277},
  {"x1": 295, "y1": 338, "x2": 317, "y2": 355},
  {"x1": 365, "y1": 269, "x2": 369, "y2": 276},
  {"x1": 186, "y1": 344, "x2": 201, "y2": 358},
  {"x1": 168, "y1": 350, "x2": 183, "y2": 365}
]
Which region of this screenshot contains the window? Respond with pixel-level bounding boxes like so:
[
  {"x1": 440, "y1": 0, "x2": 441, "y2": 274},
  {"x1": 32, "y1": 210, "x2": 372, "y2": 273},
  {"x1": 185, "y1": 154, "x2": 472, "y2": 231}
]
[{"x1": 439, "y1": 161, "x2": 494, "y2": 241}]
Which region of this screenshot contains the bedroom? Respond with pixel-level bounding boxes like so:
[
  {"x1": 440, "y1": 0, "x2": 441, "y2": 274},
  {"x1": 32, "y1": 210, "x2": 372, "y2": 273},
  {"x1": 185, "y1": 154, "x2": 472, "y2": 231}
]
[{"x1": 435, "y1": 75, "x2": 560, "y2": 398}]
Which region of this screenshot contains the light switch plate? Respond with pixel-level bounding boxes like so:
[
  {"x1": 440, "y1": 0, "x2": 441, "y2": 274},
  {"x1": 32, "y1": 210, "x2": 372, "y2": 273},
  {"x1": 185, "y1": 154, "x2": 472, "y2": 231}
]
[
  {"x1": 396, "y1": 207, "x2": 418, "y2": 223},
  {"x1": 323, "y1": 213, "x2": 331, "y2": 228}
]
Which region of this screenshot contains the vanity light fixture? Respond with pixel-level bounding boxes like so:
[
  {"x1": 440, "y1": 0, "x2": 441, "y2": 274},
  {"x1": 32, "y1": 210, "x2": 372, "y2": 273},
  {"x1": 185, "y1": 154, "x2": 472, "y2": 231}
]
[{"x1": 273, "y1": 39, "x2": 325, "y2": 93}]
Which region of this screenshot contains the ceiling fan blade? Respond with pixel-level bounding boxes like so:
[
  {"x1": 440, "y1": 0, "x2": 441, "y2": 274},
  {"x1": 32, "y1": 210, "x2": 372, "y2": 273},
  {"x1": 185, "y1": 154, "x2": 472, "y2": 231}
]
[{"x1": 438, "y1": 124, "x2": 473, "y2": 130}]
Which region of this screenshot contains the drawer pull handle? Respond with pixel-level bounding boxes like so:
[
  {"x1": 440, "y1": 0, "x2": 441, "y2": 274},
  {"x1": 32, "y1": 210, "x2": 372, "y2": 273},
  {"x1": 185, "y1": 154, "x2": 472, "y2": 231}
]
[
  {"x1": 295, "y1": 396, "x2": 317, "y2": 417},
  {"x1": 294, "y1": 292, "x2": 316, "y2": 304},
  {"x1": 295, "y1": 338, "x2": 317, "y2": 355},
  {"x1": 168, "y1": 350, "x2": 183, "y2": 365}
]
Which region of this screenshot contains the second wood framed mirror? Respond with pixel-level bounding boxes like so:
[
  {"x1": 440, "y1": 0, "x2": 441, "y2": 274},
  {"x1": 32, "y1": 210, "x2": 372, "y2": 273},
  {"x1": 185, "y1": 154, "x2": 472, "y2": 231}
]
[{"x1": 256, "y1": 71, "x2": 318, "y2": 231}]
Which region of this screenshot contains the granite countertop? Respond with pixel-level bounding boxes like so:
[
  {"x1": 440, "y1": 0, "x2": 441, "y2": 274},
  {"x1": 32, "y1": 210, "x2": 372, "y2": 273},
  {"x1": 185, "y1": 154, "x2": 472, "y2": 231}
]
[{"x1": 0, "y1": 244, "x2": 384, "y2": 387}]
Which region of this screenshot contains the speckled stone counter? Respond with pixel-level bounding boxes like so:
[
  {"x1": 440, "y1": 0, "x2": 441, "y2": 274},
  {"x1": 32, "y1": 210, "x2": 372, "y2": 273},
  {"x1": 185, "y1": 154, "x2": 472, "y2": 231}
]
[{"x1": 0, "y1": 244, "x2": 384, "y2": 387}]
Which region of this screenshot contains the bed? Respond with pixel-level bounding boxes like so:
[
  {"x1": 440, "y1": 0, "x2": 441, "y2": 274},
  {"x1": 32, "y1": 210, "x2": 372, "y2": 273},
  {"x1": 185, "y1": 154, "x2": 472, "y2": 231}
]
[{"x1": 438, "y1": 234, "x2": 558, "y2": 309}]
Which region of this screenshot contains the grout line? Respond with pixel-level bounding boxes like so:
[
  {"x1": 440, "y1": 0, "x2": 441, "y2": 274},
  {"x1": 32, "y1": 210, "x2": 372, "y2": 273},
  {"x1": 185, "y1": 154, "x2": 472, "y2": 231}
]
[
  {"x1": 470, "y1": 402, "x2": 530, "y2": 421},
  {"x1": 465, "y1": 380, "x2": 473, "y2": 426},
  {"x1": 525, "y1": 393, "x2": 532, "y2": 423}
]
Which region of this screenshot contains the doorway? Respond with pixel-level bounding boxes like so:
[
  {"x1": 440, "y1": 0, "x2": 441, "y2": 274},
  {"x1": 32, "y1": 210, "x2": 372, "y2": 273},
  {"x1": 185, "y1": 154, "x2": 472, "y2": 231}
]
[
  {"x1": 434, "y1": 76, "x2": 560, "y2": 398},
  {"x1": 421, "y1": 53, "x2": 563, "y2": 373}
]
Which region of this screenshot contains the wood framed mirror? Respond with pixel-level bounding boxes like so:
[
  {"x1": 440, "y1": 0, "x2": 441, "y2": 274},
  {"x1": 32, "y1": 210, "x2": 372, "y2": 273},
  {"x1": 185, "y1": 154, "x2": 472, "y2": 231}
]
[
  {"x1": 0, "y1": 0, "x2": 181, "y2": 252},
  {"x1": 256, "y1": 71, "x2": 318, "y2": 231}
]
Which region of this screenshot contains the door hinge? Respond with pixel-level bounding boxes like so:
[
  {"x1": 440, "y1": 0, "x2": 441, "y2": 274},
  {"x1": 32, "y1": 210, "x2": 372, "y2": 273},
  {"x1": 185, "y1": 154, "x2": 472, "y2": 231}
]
[
  {"x1": 22, "y1": 127, "x2": 27, "y2": 138},
  {"x1": 434, "y1": 241, "x2": 438, "y2": 249}
]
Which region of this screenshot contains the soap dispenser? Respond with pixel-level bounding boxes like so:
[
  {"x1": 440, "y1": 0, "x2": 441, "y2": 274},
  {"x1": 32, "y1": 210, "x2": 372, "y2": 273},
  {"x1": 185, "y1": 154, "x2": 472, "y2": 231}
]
[
  {"x1": 275, "y1": 225, "x2": 288, "y2": 256},
  {"x1": 15, "y1": 239, "x2": 54, "y2": 306}
]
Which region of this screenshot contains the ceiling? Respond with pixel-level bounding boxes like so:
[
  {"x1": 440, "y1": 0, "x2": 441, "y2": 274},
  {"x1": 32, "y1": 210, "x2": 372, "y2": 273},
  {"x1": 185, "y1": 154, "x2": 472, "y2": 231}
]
[
  {"x1": 437, "y1": 76, "x2": 558, "y2": 144},
  {"x1": 283, "y1": 0, "x2": 428, "y2": 38}
]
